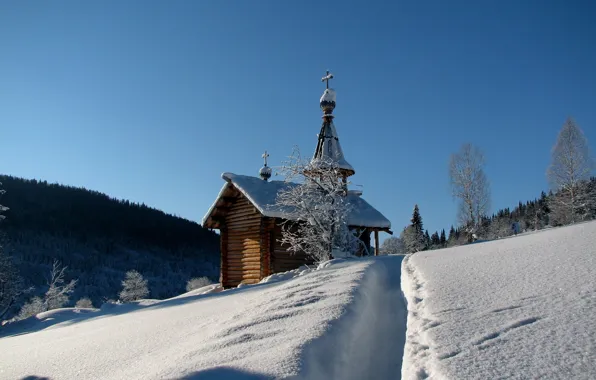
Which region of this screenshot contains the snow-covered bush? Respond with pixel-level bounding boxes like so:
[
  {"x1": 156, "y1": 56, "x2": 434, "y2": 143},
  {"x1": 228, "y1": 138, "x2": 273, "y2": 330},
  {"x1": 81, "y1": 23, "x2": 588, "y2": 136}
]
[
  {"x1": 17, "y1": 296, "x2": 44, "y2": 320},
  {"x1": 186, "y1": 277, "x2": 212, "y2": 292},
  {"x1": 119, "y1": 270, "x2": 149, "y2": 302},
  {"x1": 75, "y1": 297, "x2": 94, "y2": 309},
  {"x1": 15, "y1": 260, "x2": 76, "y2": 319},
  {"x1": 275, "y1": 147, "x2": 359, "y2": 262}
]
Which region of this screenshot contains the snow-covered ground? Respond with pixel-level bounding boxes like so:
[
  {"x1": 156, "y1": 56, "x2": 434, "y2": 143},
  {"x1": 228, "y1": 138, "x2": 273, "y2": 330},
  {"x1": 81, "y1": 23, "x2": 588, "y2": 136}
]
[
  {"x1": 4, "y1": 221, "x2": 594, "y2": 380},
  {"x1": 0, "y1": 256, "x2": 406, "y2": 380},
  {"x1": 402, "y1": 221, "x2": 596, "y2": 379}
]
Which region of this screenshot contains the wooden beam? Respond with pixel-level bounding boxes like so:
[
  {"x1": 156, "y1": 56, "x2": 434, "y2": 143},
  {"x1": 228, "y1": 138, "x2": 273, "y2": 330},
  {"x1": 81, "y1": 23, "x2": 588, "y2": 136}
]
[{"x1": 374, "y1": 230, "x2": 379, "y2": 256}]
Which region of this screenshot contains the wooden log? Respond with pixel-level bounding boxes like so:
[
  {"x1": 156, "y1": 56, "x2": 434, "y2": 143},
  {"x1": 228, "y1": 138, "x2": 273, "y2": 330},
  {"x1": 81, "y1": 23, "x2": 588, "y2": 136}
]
[
  {"x1": 227, "y1": 213, "x2": 260, "y2": 221},
  {"x1": 227, "y1": 272, "x2": 261, "y2": 279},
  {"x1": 227, "y1": 206, "x2": 260, "y2": 214},
  {"x1": 227, "y1": 225, "x2": 260, "y2": 232},
  {"x1": 241, "y1": 279, "x2": 260, "y2": 284},
  {"x1": 228, "y1": 242, "x2": 260, "y2": 248},
  {"x1": 227, "y1": 222, "x2": 261, "y2": 229},
  {"x1": 227, "y1": 266, "x2": 261, "y2": 272},
  {"x1": 227, "y1": 255, "x2": 262, "y2": 263},
  {"x1": 227, "y1": 234, "x2": 260, "y2": 240},
  {"x1": 227, "y1": 238, "x2": 260, "y2": 244},
  {"x1": 226, "y1": 270, "x2": 260, "y2": 276},
  {"x1": 227, "y1": 255, "x2": 259, "y2": 261},
  {"x1": 226, "y1": 252, "x2": 261, "y2": 259},
  {"x1": 226, "y1": 247, "x2": 260, "y2": 253},
  {"x1": 226, "y1": 248, "x2": 261, "y2": 255},
  {"x1": 227, "y1": 242, "x2": 260, "y2": 248},
  {"x1": 227, "y1": 262, "x2": 260, "y2": 269},
  {"x1": 227, "y1": 236, "x2": 260, "y2": 241},
  {"x1": 227, "y1": 236, "x2": 261, "y2": 243},
  {"x1": 227, "y1": 214, "x2": 261, "y2": 222}
]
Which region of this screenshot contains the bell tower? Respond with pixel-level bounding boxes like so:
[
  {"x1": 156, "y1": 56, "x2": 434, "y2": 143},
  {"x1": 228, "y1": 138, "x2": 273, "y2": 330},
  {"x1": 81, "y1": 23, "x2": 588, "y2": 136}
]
[{"x1": 310, "y1": 70, "x2": 355, "y2": 181}]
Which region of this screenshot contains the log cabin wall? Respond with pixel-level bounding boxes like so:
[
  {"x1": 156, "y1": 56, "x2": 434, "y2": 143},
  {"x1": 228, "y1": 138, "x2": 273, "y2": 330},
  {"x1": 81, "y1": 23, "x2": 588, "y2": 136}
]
[
  {"x1": 271, "y1": 222, "x2": 314, "y2": 273},
  {"x1": 223, "y1": 194, "x2": 263, "y2": 288}
]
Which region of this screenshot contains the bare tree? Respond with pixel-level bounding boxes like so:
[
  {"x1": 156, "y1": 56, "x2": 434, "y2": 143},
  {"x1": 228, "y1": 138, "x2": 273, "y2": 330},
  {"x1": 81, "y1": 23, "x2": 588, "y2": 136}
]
[
  {"x1": 547, "y1": 117, "x2": 594, "y2": 224},
  {"x1": 275, "y1": 146, "x2": 360, "y2": 262},
  {"x1": 15, "y1": 260, "x2": 76, "y2": 320},
  {"x1": 449, "y1": 143, "x2": 491, "y2": 235},
  {"x1": 44, "y1": 260, "x2": 78, "y2": 310},
  {"x1": 120, "y1": 270, "x2": 149, "y2": 302}
]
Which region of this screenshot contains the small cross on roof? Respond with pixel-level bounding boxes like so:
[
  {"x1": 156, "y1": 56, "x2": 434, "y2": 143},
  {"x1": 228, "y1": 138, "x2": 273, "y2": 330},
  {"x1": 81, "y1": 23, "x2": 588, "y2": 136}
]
[{"x1": 262, "y1": 150, "x2": 269, "y2": 166}]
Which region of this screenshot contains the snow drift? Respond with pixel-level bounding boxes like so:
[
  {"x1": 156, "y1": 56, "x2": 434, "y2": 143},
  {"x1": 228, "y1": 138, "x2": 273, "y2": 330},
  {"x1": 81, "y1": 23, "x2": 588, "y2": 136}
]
[{"x1": 402, "y1": 221, "x2": 596, "y2": 379}]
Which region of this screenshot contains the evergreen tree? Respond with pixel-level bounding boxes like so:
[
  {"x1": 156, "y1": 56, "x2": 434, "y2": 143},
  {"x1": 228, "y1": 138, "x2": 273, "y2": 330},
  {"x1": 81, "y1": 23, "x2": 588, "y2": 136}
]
[
  {"x1": 404, "y1": 204, "x2": 426, "y2": 253},
  {"x1": 440, "y1": 229, "x2": 446, "y2": 247},
  {"x1": 430, "y1": 231, "x2": 440, "y2": 248}
]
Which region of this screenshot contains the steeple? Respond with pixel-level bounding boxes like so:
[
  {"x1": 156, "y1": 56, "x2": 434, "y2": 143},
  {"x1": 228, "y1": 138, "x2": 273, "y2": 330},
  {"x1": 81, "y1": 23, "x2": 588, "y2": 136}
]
[
  {"x1": 310, "y1": 70, "x2": 355, "y2": 179},
  {"x1": 259, "y1": 150, "x2": 272, "y2": 181}
]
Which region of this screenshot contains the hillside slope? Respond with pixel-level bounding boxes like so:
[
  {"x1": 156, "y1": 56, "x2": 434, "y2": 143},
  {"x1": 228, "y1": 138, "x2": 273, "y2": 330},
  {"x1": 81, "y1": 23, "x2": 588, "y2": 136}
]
[
  {"x1": 402, "y1": 221, "x2": 596, "y2": 379},
  {"x1": 0, "y1": 257, "x2": 406, "y2": 380},
  {"x1": 0, "y1": 175, "x2": 220, "y2": 316}
]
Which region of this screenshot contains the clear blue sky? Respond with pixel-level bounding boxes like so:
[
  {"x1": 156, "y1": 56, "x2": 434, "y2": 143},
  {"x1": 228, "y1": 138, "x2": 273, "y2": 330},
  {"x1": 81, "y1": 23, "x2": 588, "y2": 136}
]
[{"x1": 1, "y1": 1, "x2": 595, "y2": 239}]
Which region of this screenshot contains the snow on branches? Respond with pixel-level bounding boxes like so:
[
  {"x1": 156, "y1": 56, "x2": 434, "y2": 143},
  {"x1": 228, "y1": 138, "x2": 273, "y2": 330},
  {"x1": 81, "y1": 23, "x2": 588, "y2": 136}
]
[
  {"x1": 547, "y1": 117, "x2": 595, "y2": 224},
  {"x1": 119, "y1": 270, "x2": 149, "y2": 302},
  {"x1": 275, "y1": 147, "x2": 360, "y2": 262}
]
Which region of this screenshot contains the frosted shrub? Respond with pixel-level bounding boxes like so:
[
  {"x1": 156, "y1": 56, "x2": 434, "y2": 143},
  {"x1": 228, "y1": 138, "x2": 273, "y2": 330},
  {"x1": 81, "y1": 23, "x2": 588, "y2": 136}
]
[
  {"x1": 119, "y1": 270, "x2": 149, "y2": 302},
  {"x1": 75, "y1": 297, "x2": 94, "y2": 309},
  {"x1": 186, "y1": 277, "x2": 212, "y2": 292},
  {"x1": 17, "y1": 296, "x2": 44, "y2": 320}
]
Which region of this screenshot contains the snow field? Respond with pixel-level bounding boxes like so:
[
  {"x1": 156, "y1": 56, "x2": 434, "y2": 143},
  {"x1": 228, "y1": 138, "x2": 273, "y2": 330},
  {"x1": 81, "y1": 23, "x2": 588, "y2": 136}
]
[
  {"x1": 0, "y1": 256, "x2": 407, "y2": 380},
  {"x1": 401, "y1": 221, "x2": 596, "y2": 379}
]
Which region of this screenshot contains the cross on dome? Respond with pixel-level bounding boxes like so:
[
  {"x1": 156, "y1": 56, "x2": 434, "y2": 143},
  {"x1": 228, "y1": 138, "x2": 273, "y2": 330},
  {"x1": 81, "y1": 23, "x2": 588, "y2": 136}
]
[
  {"x1": 321, "y1": 70, "x2": 334, "y2": 89},
  {"x1": 259, "y1": 150, "x2": 272, "y2": 181}
]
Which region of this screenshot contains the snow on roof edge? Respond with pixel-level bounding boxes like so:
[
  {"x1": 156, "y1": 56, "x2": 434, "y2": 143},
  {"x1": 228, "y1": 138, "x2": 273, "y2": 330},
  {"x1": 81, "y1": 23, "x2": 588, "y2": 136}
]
[
  {"x1": 201, "y1": 180, "x2": 231, "y2": 226},
  {"x1": 230, "y1": 173, "x2": 390, "y2": 229}
]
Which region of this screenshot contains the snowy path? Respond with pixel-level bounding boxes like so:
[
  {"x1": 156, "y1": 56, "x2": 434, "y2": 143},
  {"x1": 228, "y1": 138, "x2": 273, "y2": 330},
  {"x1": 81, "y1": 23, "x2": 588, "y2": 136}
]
[
  {"x1": 296, "y1": 255, "x2": 407, "y2": 379},
  {"x1": 401, "y1": 221, "x2": 596, "y2": 379},
  {"x1": 0, "y1": 256, "x2": 407, "y2": 380}
]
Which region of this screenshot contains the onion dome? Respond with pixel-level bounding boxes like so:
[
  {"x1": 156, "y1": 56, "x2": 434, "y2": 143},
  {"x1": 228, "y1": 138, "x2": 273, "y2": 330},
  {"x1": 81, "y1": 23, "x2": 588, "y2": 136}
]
[
  {"x1": 259, "y1": 150, "x2": 272, "y2": 181},
  {"x1": 309, "y1": 70, "x2": 355, "y2": 178}
]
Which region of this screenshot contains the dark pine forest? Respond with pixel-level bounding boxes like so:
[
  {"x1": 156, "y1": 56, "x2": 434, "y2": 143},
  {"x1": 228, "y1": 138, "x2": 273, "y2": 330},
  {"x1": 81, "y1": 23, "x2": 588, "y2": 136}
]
[{"x1": 0, "y1": 174, "x2": 220, "y2": 315}]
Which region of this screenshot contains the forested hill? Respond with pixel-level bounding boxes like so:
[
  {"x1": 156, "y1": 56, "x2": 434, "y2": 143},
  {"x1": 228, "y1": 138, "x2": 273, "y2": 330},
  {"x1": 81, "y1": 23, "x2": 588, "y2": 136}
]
[{"x1": 0, "y1": 174, "x2": 220, "y2": 314}]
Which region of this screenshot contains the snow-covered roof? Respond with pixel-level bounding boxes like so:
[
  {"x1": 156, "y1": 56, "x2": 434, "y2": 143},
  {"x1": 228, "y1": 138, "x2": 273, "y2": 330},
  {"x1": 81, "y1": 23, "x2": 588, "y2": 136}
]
[
  {"x1": 311, "y1": 120, "x2": 355, "y2": 174},
  {"x1": 202, "y1": 173, "x2": 391, "y2": 229},
  {"x1": 320, "y1": 88, "x2": 336, "y2": 103}
]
